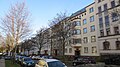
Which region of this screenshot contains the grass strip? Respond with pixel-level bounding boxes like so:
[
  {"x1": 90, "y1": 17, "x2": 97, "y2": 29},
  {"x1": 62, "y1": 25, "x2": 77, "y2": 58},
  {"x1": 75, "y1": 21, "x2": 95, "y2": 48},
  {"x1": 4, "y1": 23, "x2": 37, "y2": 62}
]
[{"x1": 5, "y1": 60, "x2": 21, "y2": 67}]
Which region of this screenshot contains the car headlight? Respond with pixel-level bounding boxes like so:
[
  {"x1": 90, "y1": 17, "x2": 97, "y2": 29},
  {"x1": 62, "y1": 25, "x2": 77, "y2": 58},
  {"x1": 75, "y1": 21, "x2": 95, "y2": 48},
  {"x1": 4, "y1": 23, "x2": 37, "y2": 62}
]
[
  {"x1": 32, "y1": 61, "x2": 34, "y2": 64},
  {"x1": 65, "y1": 66, "x2": 67, "y2": 67},
  {"x1": 23, "y1": 62, "x2": 26, "y2": 64}
]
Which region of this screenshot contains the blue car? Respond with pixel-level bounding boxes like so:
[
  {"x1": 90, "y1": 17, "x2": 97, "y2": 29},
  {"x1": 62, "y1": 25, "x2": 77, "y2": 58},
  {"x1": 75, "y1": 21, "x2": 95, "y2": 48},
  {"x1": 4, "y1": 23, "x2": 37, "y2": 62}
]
[{"x1": 21, "y1": 57, "x2": 35, "y2": 67}]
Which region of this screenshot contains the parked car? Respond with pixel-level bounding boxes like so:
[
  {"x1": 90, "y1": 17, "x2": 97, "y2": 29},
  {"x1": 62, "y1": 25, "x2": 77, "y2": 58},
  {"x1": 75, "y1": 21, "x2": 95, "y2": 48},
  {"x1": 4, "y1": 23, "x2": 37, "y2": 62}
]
[
  {"x1": 41, "y1": 55, "x2": 53, "y2": 59},
  {"x1": 32, "y1": 55, "x2": 41, "y2": 60},
  {"x1": 73, "y1": 57, "x2": 96, "y2": 66},
  {"x1": 15, "y1": 55, "x2": 20, "y2": 62},
  {"x1": 104, "y1": 56, "x2": 120, "y2": 65},
  {"x1": 21, "y1": 57, "x2": 35, "y2": 67},
  {"x1": 82, "y1": 57, "x2": 96, "y2": 64},
  {"x1": 35, "y1": 59, "x2": 67, "y2": 67},
  {"x1": 18, "y1": 56, "x2": 25, "y2": 64},
  {"x1": 4, "y1": 56, "x2": 12, "y2": 60},
  {"x1": 73, "y1": 58, "x2": 84, "y2": 66}
]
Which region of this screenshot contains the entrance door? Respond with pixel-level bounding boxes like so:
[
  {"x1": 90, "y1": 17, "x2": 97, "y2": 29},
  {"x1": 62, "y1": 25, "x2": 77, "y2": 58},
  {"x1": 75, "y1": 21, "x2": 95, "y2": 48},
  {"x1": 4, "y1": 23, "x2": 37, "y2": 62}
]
[
  {"x1": 74, "y1": 50, "x2": 80, "y2": 60},
  {"x1": 54, "y1": 49, "x2": 57, "y2": 56},
  {"x1": 75, "y1": 50, "x2": 80, "y2": 57}
]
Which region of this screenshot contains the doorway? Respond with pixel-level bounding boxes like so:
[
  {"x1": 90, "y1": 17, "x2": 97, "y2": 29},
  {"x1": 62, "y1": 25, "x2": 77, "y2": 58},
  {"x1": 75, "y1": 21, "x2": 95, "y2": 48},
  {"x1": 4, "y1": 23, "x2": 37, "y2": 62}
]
[{"x1": 74, "y1": 48, "x2": 80, "y2": 59}]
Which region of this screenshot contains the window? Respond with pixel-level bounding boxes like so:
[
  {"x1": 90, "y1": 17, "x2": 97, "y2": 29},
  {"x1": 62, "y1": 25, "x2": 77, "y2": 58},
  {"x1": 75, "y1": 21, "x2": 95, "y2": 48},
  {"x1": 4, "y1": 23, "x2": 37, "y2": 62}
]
[
  {"x1": 103, "y1": 41, "x2": 110, "y2": 50},
  {"x1": 100, "y1": 30, "x2": 104, "y2": 36},
  {"x1": 92, "y1": 46, "x2": 97, "y2": 53},
  {"x1": 112, "y1": 13, "x2": 119, "y2": 22},
  {"x1": 73, "y1": 29, "x2": 81, "y2": 35},
  {"x1": 91, "y1": 36, "x2": 96, "y2": 42},
  {"x1": 83, "y1": 19, "x2": 87, "y2": 25},
  {"x1": 76, "y1": 21, "x2": 81, "y2": 26},
  {"x1": 65, "y1": 48, "x2": 67, "y2": 53},
  {"x1": 104, "y1": 3, "x2": 107, "y2": 11},
  {"x1": 114, "y1": 27, "x2": 119, "y2": 34},
  {"x1": 116, "y1": 41, "x2": 120, "y2": 50},
  {"x1": 84, "y1": 47, "x2": 88, "y2": 53},
  {"x1": 74, "y1": 21, "x2": 81, "y2": 26},
  {"x1": 99, "y1": 17, "x2": 103, "y2": 28},
  {"x1": 83, "y1": 37, "x2": 88, "y2": 43},
  {"x1": 98, "y1": 6, "x2": 102, "y2": 13},
  {"x1": 69, "y1": 48, "x2": 72, "y2": 53},
  {"x1": 106, "y1": 28, "x2": 111, "y2": 35},
  {"x1": 90, "y1": 16, "x2": 94, "y2": 22},
  {"x1": 69, "y1": 40, "x2": 71, "y2": 44},
  {"x1": 73, "y1": 39, "x2": 82, "y2": 44},
  {"x1": 89, "y1": 7, "x2": 94, "y2": 13},
  {"x1": 91, "y1": 25, "x2": 95, "y2": 32},
  {"x1": 105, "y1": 15, "x2": 110, "y2": 27},
  {"x1": 111, "y1": 1, "x2": 115, "y2": 8},
  {"x1": 98, "y1": 0, "x2": 101, "y2": 3},
  {"x1": 83, "y1": 28, "x2": 87, "y2": 34}
]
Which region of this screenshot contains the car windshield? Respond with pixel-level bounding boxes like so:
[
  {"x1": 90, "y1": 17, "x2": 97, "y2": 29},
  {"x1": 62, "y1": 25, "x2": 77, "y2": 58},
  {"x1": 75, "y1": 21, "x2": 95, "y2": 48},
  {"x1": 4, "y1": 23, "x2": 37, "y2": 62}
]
[
  {"x1": 24, "y1": 58, "x2": 32, "y2": 61},
  {"x1": 48, "y1": 61, "x2": 65, "y2": 67}
]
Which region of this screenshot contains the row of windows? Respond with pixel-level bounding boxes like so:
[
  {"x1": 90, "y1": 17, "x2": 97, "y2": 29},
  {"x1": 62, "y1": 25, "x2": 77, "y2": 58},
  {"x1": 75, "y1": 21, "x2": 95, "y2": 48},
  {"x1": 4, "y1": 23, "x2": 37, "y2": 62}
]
[
  {"x1": 99, "y1": 13, "x2": 119, "y2": 29},
  {"x1": 99, "y1": 15, "x2": 110, "y2": 28},
  {"x1": 98, "y1": 0, "x2": 116, "y2": 13},
  {"x1": 76, "y1": 7, "x2": 94, "y2": 19},
  {"x1": 72, "y1": 36, "x2": 96, "y2": 44},
  {"x1": 103, "y1": 40, "x2": 120, "y2": 50},
  {"x1": 65, "y1": 48, "x2": 72, "y2": 53},
  {"x1": 98, "y1": 0, "x2": 104, "y2": 3},
  {"x1": 100, "y1": 26, "x2": 119, "y2": 36},
  {"x1": 72, "y1": 15, "x2": 94, "y2": 26},
  {"x1": 84, "y1": 46, "x2": 97, "y2": 54},
  {"x1": 65, "y1": 46, "x2": 97, "y2": 54},
  {"x1": 72, "y1": 25, "x2": 95, "y2": 35}
]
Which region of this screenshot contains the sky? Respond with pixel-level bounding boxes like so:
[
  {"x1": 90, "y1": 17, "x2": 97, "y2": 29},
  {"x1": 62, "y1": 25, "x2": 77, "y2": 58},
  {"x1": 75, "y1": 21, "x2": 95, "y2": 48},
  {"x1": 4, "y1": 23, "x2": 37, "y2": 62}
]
[{"x1": 0, "y1": 0, "x2": 94, "y2": 35}]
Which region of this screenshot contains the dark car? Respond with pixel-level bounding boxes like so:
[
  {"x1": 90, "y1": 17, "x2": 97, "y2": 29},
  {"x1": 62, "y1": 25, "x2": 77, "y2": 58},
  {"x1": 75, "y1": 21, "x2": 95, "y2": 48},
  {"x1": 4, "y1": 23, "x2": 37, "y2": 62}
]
[
  {"x1": 73, "y1": 58, "x2": 84, "y2": 66},
  {"x1": 82, "y1": 57, "x2": 96, "y2": 64},
  {"x1": 73, "y1": 57, "x2": 96, "y2": 66},
  {"x1": 18, "y1": 56, "x2": 25, "y2": 64},
  {"x1": 104, "y1": 56, "x2": 120, "y2": 65},
  {"x1": 4, "y1": 56, "x2": 12, "y2": 60},
  {"x1": 15, "y1": 55, "x2": 20, "y2": 63},
  {"x1": 21, "y1": 57, "x2": 35, "y2": 67}
]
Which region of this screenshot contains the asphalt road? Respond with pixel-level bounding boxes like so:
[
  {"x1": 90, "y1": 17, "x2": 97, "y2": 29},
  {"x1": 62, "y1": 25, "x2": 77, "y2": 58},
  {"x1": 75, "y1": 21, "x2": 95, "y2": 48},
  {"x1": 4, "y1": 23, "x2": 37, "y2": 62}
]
[
  {"x1": 68, "y1": 63, "x2": 120, "y2": 67},
  {"x1": 0, "y1": 59, "x2": 5, "y2": 67}
]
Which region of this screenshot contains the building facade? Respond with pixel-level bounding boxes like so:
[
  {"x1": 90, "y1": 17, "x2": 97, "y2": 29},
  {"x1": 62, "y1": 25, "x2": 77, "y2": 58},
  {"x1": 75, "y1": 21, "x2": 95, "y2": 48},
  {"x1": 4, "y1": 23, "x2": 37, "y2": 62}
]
[
  {"x1": 24, "y1": 0, "x2": 120, "y2": 59},
  {"x1": 64, "y1": 3, "x2": 99, "y2": 57},
  {"x1": 95, "y1": 0, "x2": 120, "y2": 58}
]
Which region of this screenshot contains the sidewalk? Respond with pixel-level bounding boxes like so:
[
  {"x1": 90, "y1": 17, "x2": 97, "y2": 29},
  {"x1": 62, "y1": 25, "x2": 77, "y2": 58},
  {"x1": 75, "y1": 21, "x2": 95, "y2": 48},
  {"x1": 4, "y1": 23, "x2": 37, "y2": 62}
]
[{"x1": 0, "y1": 59, "x2": 5, "y2": 67}]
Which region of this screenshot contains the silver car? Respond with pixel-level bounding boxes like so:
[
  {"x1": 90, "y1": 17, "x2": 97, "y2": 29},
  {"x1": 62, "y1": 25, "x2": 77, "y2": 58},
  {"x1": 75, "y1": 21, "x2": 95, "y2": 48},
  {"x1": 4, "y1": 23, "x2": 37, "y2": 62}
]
[{"x1": 35, "y1": 59, "x2": 67, "y2": 67}]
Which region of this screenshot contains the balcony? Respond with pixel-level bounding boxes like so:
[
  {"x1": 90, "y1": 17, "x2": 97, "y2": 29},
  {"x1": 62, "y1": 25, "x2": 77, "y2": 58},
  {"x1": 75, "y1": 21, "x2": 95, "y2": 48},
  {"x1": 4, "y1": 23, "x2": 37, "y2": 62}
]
[{"x1": 71, "y1": 43, "x2": 82, "y2": 48}]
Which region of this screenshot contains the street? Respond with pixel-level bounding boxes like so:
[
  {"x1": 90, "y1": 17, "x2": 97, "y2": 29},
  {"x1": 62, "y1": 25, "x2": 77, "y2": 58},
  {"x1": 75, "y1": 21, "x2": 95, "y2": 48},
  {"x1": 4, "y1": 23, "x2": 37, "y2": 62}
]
[
  {"x1": 68, "y1": 64, "x2": 120, "y2": 67},
  {"x1": 1, "y1": 58, "x2": 120, "y2": 67},
  {"x1": 0, "y1": 59, "x2": 5, "y2": 67}
]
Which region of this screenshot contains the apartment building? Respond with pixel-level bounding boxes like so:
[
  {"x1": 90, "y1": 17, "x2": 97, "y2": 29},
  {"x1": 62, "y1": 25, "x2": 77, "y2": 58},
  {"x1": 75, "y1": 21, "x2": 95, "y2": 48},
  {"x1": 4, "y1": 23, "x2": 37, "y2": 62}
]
[
  {"x1": 64, "y1": 3, "x2": 99, "y2": 57},
  {"x1": 95, "y1": 0, "x2": 120, "y2": 58},
  {"x1": 50, "y1": 18, "x2": 69, "y2": 56},
  {"x1": 28, "y1": 0, "x2": 120, "y2": 59}
]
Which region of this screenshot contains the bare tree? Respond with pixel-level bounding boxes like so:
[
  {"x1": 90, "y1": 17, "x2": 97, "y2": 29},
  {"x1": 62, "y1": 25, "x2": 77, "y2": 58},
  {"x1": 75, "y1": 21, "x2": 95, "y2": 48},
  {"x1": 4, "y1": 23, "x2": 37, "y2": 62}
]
[
  {"x1": 49, "y1": 12, "x2": 69, "y2": 56},
  {"x1": 35, "y1": 27, "x2": 47, "y2": 55},
  {"x1": 0, "y1": 46, "x2": 5, "y2": 53},
  {"x1": 5, "y1": 34, "x2": 13, "y2": 55},
  {"x1": 24, "y1": 39, "x2": 34, "y2": 55},
  {"x1": 0, "y1": 2, "x2": 31, "y2": 53}
]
